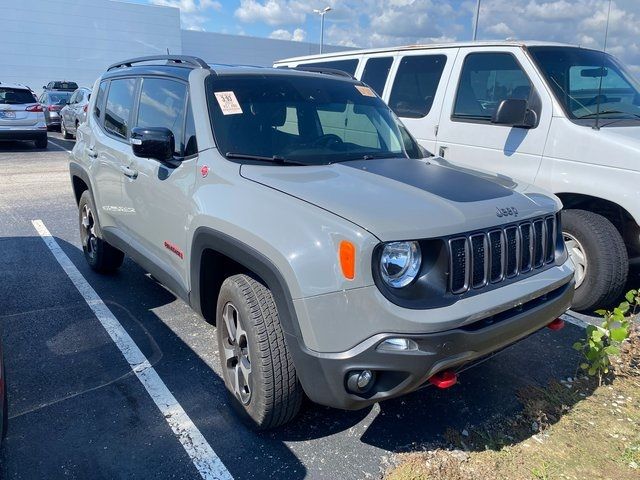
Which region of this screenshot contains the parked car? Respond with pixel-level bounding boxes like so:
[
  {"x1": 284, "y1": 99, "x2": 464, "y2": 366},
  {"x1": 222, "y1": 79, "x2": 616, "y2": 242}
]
[
  {"x1": 60, "y1": 87, "x2": 91, "y2": 139},
  {"x1": 276, "y1": 41, "x2": 640, "y2": 312},
  {"x1": 39, "y1": 90, "x2": 73, "y2": 130},
  {"x1": 0, "y1": 83, "x2": 48, "y2": 148},
  {"x1": 43, "y1": 81, "x2": 78, "y2": 92},
  {"x1": 70, "y1": 55, "x2": 574, "y2": 429}
]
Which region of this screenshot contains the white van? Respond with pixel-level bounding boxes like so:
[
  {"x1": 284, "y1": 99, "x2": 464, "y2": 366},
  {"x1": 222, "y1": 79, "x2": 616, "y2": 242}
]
[{"x1": 275, "y1": 41, "x2": 640, "y2": 312}]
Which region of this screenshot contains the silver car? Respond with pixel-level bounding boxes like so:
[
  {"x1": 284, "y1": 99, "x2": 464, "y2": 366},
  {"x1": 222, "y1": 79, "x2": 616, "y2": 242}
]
[
  {"x1": 39, "y1": 90, "x2": 73, "y2": 130},
  {"x1": 0, "y1": 83, "x2": 48, "y2": 148},
  {"x1": 70, "y1": 56, "x2": 574, "y2": 429},
  {"x1": 60, "y1": 87, "x2": 91, "y2": 139}
]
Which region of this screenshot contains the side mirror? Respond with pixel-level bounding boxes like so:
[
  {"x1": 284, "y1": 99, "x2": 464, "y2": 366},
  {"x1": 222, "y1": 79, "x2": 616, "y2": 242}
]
[
  {"x1": 491, "y1": 98, "x2": 536, "y2": 128},
  {"x1": 130, "y1": 127, "x2": 174, "y2": 162}
]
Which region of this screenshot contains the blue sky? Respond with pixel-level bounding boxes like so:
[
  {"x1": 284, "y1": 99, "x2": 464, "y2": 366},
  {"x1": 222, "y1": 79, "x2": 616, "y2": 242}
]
[{"x1": 125, "y1": 1, "x2": 640, "y2": 72}]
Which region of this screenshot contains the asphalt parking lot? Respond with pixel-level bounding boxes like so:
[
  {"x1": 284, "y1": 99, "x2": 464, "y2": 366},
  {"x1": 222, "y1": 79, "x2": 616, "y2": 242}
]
[{"x1": 0, "y1": 133, "x2": 633, "y2": 479}]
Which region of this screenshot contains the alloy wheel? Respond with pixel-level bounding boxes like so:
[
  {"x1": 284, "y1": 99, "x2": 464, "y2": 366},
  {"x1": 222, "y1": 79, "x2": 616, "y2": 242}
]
[
  {"x1": 563, "y1": 232, "x2": 588, "y2": 288},
  {"x1": 220, "y1": 302, "x2": 252, "y2": 405},
  {"x1": 80, "y1": 204, "x2": 98, "y2": 260}
]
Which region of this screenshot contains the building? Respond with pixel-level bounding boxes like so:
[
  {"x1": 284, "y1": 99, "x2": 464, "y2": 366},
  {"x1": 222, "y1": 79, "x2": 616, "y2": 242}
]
[{"x1": 0, "y1": 0, "x2": 349, "y2": 93}]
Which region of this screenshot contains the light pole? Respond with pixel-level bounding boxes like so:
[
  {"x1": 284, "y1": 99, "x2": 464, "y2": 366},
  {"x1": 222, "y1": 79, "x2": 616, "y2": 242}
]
[
  {"x1": 313, "y1": 6, "x2": 332, "y2": 53},
  {"x1": 472, "y1": 0, "x2": 481, "y2": 41}
]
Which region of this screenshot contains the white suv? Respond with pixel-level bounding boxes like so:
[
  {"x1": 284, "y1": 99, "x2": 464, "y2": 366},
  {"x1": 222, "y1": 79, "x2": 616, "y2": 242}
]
[{"x1": 0, "y1": 83, "x2": 48, "y2": 148}]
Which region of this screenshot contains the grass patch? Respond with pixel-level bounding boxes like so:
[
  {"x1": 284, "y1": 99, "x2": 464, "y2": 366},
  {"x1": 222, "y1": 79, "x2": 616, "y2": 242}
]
[{"x1": 385, "y1": 325, "x2": 640, "y2": 480}]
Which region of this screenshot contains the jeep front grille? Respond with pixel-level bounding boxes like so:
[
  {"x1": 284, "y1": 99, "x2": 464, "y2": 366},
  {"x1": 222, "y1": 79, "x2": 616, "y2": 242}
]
[{"x1": 448, "y1": 216, "x2": 556, "y2": 294}]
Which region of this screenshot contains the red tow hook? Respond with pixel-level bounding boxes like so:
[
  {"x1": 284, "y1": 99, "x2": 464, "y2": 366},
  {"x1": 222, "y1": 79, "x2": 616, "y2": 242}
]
[
  {"x1": 547, "y1": 318, "x2": 565, "y2": 331},
  {"x1": 428, "y1": 370, "x2": 458, "y2": 389}
]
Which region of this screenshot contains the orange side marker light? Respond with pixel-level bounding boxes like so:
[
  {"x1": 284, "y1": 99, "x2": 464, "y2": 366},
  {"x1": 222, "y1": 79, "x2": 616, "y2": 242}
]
[{"x1": 339, "y1": 241, "x2": 356, "y2": 280}]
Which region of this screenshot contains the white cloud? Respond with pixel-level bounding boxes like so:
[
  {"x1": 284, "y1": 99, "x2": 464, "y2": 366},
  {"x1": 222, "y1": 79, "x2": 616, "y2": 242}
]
[
  {"x1": 269, "y1": 27, "x2": 307, "y2": 41},
  {"x1": 486, "y1": 22, "x2": 514, "y2": 37},
  {"x1": 151, "y1": 0, "x2": 221, "y2": 30},
  {"x1": 235, "y1": 0, "x2": 306, "y2": 26}
]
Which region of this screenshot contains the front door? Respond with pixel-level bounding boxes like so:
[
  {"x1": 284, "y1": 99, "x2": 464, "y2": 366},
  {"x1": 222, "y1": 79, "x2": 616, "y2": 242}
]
[
  {"x1": 118, "y1": 77, "x2": 197, "y2": 292},
  {"x1": 435, "y1": 47, "x2": 552, "y2": 184}
]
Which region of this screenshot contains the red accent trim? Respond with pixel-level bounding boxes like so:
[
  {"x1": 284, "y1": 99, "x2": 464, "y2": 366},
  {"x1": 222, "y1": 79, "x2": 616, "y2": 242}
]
[
  {"x1": 547, "y1": 318, "x2": 565, "y2": 331},
  {"x1": 428, "y1": 370, "x2": 457, "y2": 389},
  {"x1": 164, "y1": 241, "x2": 184, "y2": 259}
]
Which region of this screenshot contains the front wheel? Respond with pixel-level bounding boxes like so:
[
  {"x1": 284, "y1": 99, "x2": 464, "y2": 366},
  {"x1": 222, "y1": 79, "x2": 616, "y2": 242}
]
[
  {"x1": 78, "y1": 191, "x2": 124, "y2": 273},
  {"x1": 216, "y1": 274, "x2": 302, "y2": 430},
  {"x1": 562, "y1": 209, "x2": 628, "y2": 312}
]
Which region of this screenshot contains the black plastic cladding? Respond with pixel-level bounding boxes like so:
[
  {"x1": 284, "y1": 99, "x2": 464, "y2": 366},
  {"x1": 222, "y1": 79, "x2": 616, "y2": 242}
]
[{"x1": 372, "y1": 213, "x2": 566, "y2": 310}]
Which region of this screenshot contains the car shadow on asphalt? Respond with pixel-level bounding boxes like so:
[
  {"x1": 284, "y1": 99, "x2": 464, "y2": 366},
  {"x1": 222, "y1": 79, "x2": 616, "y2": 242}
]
[{"x1": 0, "y1": 135, "x2": 75, "y2": 154}]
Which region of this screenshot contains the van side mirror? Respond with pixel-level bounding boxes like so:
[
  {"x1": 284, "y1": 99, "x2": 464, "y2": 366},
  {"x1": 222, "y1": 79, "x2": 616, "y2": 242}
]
[
  {"x1": 491, "y1": 98, "x2": 536, "y2": 128},
  {"x1": 130, "y1": 127, "x2": 174, "y2": 162}
]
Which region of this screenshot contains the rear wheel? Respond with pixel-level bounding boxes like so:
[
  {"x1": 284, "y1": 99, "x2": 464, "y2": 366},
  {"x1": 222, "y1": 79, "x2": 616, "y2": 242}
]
[
  {"x1": 61, "y1": 119, "x2": 72, "y2": 139},
  {"x1": 562, "y1": 209, "x2": 628, "y2": 312},
  {"x1": 34, "y1": 136, "x2": 47, "y2": 149},
  {"x1": 78, "y1": 191, "x2": 124, "y2": 273},
  {"x1": 216, "y1": 274, "x2": 302, "y2": 430}
]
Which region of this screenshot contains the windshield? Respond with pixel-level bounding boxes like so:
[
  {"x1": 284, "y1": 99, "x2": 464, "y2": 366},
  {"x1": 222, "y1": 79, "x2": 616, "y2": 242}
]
[
  {"x1": 529, "y1": 46, "x2": 640, "y2": 122},
  {"x1": 206, "y1": 74, "x2": 423, "y2": 165},
  {"x1": 0, "y1": 88, "x2": 37, "y2": 105},
  {"x1": 48, "y1": 92, "x2": 72, "y2": 105}
]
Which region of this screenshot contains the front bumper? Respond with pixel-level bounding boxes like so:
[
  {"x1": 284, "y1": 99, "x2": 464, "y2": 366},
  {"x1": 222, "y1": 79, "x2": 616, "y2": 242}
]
[
  {"x1": 0, "y1": 124, "x2": 47, "y2": 141},
  {"x1": 289, "y1": 276, "x2": 574, "y2": 410}
]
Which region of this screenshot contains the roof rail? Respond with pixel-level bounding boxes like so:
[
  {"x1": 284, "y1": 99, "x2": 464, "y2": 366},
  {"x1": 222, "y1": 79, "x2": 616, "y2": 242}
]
[
  {"x1": 107, "y1": 55, "x2": 209, "y2": 71},
  {"x1": 292, "y1": 66, "x2": 356, "y2": 80}
]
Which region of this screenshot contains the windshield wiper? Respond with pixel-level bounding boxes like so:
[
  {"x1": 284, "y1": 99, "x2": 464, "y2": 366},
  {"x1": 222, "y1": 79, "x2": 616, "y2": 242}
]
[
  {"x1": 578, "y1": 110, "x2": 640, "y2": 120},
  {"x1": 225, "y1": 152, "x2": 306, "y2": 166}
]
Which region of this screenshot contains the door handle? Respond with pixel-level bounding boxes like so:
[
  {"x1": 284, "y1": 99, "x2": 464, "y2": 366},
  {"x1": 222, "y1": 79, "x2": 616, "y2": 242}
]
[
  {"x1": 438, "y1": 145, "x2": 448, "y2": 158},
  {"x1": 120, "y1": 165, "x2": 138, "y2": 179},
  {"x1": 86, "y1": 148, "x2": 98, "y2": 159}
]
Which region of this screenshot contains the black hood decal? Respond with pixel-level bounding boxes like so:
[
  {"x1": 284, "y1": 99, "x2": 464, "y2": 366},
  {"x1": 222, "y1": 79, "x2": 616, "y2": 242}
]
[{"x1": 343, "y1": 158, "x2": 514, "y2": 203}]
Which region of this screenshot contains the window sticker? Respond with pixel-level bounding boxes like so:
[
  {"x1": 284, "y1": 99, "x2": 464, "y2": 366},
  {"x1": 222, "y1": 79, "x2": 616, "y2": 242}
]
[
  {"x1": 214, "y1": 91, "x2": 243, "y2": 115},
  {"x1": 355, "y1": 85, "x2": 376, "y2": 97}
]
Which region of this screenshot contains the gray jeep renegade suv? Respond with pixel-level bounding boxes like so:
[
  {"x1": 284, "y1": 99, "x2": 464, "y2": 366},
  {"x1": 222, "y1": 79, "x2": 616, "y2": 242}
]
[{"x1": 69, "y1": 56, "x2": 575, "y2": 429}]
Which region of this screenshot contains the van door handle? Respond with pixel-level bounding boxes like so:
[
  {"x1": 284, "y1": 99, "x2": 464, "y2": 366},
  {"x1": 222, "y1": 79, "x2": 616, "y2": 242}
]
[
  {"x1": 120, "y1": 165, "x2": 138, "y2": 179},
  {"x1": 438, "y1": 145, "x2": 448, "y2": 158},
  {"x1": 87, "y1": 148, "x2": 98, "y2": 159}
]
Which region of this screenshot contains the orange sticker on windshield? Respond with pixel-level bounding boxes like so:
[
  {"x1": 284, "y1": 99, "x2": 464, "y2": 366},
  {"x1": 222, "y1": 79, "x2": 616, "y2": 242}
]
[
  {"x1": 355, "y1": 85, "x2": 376, "y2": 97},
  {"x1": 214, "y1": 91, "x2": 243, "y2": 115}
]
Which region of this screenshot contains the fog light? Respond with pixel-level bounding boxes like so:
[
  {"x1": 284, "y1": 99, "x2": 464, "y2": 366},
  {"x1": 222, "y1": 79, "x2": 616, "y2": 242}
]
[
  {"x1": 377, "y1": 338, "x2": 418, "y2": 352},
  {"x1": 346, "y1": 369, "x2": 375, "y2": 394}
]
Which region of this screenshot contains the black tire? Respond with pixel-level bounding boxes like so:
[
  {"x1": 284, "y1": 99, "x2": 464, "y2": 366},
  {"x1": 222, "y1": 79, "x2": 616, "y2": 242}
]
[
  {"x1": 34, "y1": 136, "x2": 47, "y2": 149},
  {"x1": 78, "y1": 191, "x2": 124, "y2": 273},
  {"x1": 216, "y1": 274, "x2": 302, "y2": 430},
  {"x1": 563, "y1": 209, "x2": 628, "y2": 312}
]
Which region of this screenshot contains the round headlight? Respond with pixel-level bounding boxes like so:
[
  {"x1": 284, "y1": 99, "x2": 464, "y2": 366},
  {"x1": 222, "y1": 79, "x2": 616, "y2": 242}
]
[{"x1": 380, "y1": 241, "x2": 422, "y2": 288}]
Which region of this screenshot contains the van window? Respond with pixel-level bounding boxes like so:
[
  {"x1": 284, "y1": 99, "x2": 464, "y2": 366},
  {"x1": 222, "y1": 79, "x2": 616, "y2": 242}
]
[
  {"x1": 94, "y1": 81, "x2": 107, "y2": 120},
  {"x1": 361, "y1": 57, "x2": 393, "y2": 95},
  {"x1": 136, "y1": 78, "x2": 187, "y2": 156},
  {"x1": 389, "y1": 55, "x2": 447, "y2": 118},
  {"x1": 104, "y1": 78, "x2": 136, "y2": 138},
  {"x1": 300, "y1": 59, "x2": 358, "y2": 76},
  {"x1": 453, "y1": 53, "x2": 531, "y2": 121}
]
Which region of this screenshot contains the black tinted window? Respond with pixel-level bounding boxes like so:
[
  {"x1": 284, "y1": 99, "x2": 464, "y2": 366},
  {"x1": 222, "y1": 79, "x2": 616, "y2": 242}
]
[
  {"x1": 136, "y1": 78, "x2": 186, "y2": 156},
  {"x1": 0, "y1": 88, "x2": 37, "y2": 104},
  {"x1": 361, "y1": 57, "x2": 393, "y2": 95},
  {"x1": 301, "y1": 59, "x2": 359, "y2": 75},
  {"x1": 104, "y1": 78, "x2": 136, "y2": 139},
  {"x1": 94, "y1": 81, "x2": 107, "y2": 120},
  {"x1": 453, "y1": 53, "x2": 531, "y2": 120},
  {"x1": 184, "y1": 103, "x2": 198, "y2": 157},
  {"x1": 389, "y1": 55, "x2": 446, "y2": 118}
]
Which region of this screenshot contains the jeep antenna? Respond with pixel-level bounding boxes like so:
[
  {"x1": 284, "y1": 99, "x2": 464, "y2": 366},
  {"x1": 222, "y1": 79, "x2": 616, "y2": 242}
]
[{"x1": 593, "y1": 0, "x2": 612, "y2": 131}]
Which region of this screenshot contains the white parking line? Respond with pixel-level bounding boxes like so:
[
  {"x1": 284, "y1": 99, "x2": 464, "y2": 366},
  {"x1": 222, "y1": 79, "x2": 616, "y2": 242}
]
[
  {"x1": 48, "y1": 138, "x2": 72, "y2": 152},
  {"x1": 31, "y1": 219, "x2": 233, "y2": 480}
]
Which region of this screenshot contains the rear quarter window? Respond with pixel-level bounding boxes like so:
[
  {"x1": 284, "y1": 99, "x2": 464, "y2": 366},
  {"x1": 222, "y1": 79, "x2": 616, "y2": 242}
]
[{"x1": 389, "y1": 55, "x2": 447, "y2": 118}]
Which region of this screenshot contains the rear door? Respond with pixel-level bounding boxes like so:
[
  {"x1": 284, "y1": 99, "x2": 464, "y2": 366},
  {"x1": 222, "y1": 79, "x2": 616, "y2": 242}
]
[
  {"x1": 434, "y1": 47, "x2": 552, "y2": 184},
  {"x1": 90, "y1": 77, "x2": 138, "y2": 231},
  {"x1": 119, "y1": 76, "x2": 197, "y2": 290},
  {"x1": 383, "y1": 49, "x2": 457, "y2": 155}
]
